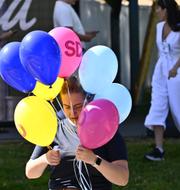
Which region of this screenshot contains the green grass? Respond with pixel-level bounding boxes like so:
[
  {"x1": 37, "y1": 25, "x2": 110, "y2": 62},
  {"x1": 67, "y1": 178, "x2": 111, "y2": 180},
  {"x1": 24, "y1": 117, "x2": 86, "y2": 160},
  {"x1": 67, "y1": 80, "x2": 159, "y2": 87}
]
[
  {"x1": 0, "y1": 138, "x2": 180, "y2": 190},
  {"x1": 0, "y1": 141, "x2": 48, "y2": 190}
]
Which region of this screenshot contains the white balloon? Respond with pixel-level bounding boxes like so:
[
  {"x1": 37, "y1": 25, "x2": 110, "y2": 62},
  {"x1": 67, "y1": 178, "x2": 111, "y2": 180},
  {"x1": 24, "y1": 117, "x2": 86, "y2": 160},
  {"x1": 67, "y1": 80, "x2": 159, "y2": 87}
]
[{"x1": 94, "y1": 83, "x2": 132, "y2": 123}]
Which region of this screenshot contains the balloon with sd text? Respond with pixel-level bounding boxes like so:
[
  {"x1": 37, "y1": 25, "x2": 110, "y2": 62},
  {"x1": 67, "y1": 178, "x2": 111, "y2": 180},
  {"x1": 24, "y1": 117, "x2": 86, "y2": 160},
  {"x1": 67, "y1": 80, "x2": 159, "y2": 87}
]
[{"x1": 49, "y1": 27, "x2": 82, "y2": 78}]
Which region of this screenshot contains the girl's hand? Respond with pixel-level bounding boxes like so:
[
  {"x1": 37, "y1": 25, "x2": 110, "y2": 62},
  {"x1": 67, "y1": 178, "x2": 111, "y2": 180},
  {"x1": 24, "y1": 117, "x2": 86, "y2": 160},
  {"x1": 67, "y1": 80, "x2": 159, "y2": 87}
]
[
  {"x1": 45, "y1": 150, "x2": 61, "y2": 166},
  {"x1": 76, "y1": 145, "x2": 96, "y2": 165}
]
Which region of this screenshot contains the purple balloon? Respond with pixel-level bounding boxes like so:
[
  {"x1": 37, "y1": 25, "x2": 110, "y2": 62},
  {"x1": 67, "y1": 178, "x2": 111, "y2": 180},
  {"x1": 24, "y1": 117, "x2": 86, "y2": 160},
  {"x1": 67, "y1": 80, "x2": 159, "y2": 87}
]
[{"x1": 77, "y1": 99, "x2": 119, "y2": 149}]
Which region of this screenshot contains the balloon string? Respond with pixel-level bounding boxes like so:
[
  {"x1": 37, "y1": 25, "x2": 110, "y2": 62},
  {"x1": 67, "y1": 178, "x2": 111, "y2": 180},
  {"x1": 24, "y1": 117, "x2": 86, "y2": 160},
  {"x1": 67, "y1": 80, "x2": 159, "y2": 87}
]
[
  {"x1": 62, "y1": 120, "x2": 78, "y2": 138},
  {"x1": 79, "y1": 162, "x2": 92, "y2": 190},
  {"x1": 80, "y1": 161, "x2": 92, "y2": 190},
  {"x1": 66, "y1": 79, "x2": 75, "y2": 121},
  {"x1": 50, "y1": 101, "x2": 58, "y2": 113},
  {"x1": 54, "y1": 97, "x2": 78, "y2": 138},
  {"x1": 82, "y1": 93, "x2": 88, "y2": 109},
  {"x1": 55, "y1": 96, "x2": 68, "y2": 119},
  {"x1": 27, "y1": 92, "x2": 32, "y2": 96},
  {"x1": 47, "y1": 146, "x2": 52, "y2": 150},
  {"x1": 83, "y1": 161, "x2": 92, "y2": 190},
  {"x1": 73, "y1": 159, "x2": 92, "y2": 190},
  {"x1": 73, "y1": 159, "x2": 83, "y2": 189},
  {"x1": 49, "y1": 101, "x2": 61, "y2": 123},
  {"x1": 54, "y1": 97, "x2": 79, "y2": 139}
]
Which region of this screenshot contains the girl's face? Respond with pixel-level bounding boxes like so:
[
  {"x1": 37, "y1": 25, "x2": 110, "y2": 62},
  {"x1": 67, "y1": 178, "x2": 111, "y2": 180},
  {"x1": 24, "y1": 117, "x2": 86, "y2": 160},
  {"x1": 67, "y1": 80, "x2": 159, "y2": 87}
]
[
  {"x1": 61, "y1": 92, "x2": 85, "y2": 124},
  {"x1": 156, "y1": 5, "x2": 167, "y2": 21}
]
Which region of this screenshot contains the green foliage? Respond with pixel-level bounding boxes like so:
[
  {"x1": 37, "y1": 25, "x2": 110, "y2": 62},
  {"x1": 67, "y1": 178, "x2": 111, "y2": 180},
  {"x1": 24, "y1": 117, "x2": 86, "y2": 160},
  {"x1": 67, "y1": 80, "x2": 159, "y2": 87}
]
[{"x1": 0, "y1": 139, "x2": 180, "y2": 190}]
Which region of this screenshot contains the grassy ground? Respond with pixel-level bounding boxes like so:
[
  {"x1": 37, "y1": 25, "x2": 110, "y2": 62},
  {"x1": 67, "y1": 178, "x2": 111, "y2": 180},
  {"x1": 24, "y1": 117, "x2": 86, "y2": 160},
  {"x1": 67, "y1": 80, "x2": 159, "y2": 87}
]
[{"x1": 0, "y1": 138, "x2": 180, "y2": 190}]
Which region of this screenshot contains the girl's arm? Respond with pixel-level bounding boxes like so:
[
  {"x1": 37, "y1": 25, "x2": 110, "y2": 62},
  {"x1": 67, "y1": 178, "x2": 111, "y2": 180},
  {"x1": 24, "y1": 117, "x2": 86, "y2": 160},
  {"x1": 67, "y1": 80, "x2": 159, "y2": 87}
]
[
  {"x1": 76, "y1": 145, "x2": 129, "y2": 186},
  {"x1": 26, "y1": 150, "x2": 60, "y2": 179}
]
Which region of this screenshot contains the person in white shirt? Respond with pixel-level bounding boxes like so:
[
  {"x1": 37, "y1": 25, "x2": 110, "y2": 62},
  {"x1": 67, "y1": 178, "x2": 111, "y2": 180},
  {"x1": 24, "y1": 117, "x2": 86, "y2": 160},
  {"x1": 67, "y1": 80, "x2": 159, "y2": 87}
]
[{"x1": 53, "y1": 0, "x2": 98, "y2": 49}]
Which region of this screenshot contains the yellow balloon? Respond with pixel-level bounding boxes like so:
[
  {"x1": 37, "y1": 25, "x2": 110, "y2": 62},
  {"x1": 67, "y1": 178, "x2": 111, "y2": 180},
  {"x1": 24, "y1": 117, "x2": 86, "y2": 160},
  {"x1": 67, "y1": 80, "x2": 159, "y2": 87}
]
[
  {"x1": 14, "y1": 96, "x2": 58, "y2": 146},
  {"x1": 33, "y1": 77, "x2": 64, "y2": 100}
]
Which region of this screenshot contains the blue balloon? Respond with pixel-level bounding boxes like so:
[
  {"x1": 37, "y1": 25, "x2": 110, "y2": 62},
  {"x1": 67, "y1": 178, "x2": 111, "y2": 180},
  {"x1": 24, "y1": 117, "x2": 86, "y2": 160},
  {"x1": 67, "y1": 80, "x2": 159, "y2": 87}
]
[
  {"x1": 94, "y1": 83, "x2": 132, "y2": 124},
  {"x1": 20, "y1": 30, "x2": 61, "y2": 85},
  {"x1": 79, "y1": 45, "x2": 118, "y2": 94},
  {"x1": 0, "y1": 42, "x2": 36, "y2": 93}
]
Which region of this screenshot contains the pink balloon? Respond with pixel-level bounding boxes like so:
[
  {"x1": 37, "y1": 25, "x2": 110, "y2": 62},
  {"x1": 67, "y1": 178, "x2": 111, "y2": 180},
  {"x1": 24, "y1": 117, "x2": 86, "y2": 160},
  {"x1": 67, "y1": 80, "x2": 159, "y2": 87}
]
[
  {"x1": 77, "y1": 99, "x2": 119, "y2": 149},
  {"x1": 49, "y1": 27, "x2": 82, "y2": 78}
]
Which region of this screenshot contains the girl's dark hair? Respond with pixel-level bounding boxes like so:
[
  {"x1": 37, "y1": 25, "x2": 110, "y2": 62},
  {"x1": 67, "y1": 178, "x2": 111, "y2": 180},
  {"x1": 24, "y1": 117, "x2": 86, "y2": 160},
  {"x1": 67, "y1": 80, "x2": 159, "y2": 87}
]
[
  {"x1": 157, "y1": 0, "x2": 180, "y2": 31},
  {"x1": 60, "y1": 76, "x2": 85, "y2": 96}
]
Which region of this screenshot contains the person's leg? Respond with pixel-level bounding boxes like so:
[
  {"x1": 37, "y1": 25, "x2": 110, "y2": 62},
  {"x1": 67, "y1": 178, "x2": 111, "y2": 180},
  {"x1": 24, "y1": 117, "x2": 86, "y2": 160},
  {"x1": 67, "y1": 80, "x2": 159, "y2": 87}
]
[
  {"x1": 144, "y1": 61, "x2": 168, "y2": 161},
  {"x1": 144, "y1": 125, "x2": 165, "y2": 161},
  {"x1": 154, "y1": 125, "x2": 164, "y2": 150}
]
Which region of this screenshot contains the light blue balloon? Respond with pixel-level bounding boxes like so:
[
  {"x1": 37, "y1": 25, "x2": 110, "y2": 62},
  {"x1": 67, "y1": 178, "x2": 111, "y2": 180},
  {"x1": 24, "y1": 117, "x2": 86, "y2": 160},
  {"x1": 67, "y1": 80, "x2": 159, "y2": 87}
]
[
  {"x1": 94, "y1": 83, "x2": 132, "y2": 124},
  {"x1": 79, "y1": 45, "x2": 118, "y2": 94}
]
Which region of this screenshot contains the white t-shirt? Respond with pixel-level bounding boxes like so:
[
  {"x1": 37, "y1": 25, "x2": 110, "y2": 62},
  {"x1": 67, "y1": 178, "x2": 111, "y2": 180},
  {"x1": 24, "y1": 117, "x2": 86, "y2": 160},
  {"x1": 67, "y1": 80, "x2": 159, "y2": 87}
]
[
  {"x1": 53, "y1": 1, "x2": 85, "y2": 47},
  {"x1": 53, "y1": 0, "x2": 85, "y2": 34}
]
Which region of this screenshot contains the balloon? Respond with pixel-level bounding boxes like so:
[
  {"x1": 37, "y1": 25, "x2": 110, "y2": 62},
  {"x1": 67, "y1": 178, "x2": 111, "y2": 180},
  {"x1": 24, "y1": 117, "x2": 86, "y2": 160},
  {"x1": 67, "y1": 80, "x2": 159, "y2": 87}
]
[
  {"x1": 14, "y1": 96, "x2": 58, "y2": 146},
  {"x1": 49, "y1": 27, "x2": 82, "y2": 78},
  {"x1": 20, "y1": 30, "x2": 61, "y2": 85},
  {"x1": 77, "y1": 99, "x2": 119, "y2": 149},
  {"x1": 33, "y1": 77, "x2": 64, "y2": 100},
  {"x1": 94, "y1": 83, "x2": 132, "y2": 123},
  {"x1": 0, "y1": 42, "x2": 36, "y2": 93},
  {"x1": 79, "y1": 45, "x2": 118, "y2": 94}
]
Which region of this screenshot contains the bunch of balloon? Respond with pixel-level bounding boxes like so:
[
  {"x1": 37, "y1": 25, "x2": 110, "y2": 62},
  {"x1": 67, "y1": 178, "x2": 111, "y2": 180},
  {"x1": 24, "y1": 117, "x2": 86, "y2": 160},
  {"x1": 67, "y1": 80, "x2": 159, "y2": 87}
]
[
  {"x1": 78, "y1": 45, "x2": 132, "y2": 125},
  {"x1": 0, "y1": 30, "x2": 62, "y2": 96},
  {"x1": 0, "y1": 30, "x2": 63, "y2": 146},
  {"x1": 18, "y1": 30, "x2": 64, "y2": 144}
]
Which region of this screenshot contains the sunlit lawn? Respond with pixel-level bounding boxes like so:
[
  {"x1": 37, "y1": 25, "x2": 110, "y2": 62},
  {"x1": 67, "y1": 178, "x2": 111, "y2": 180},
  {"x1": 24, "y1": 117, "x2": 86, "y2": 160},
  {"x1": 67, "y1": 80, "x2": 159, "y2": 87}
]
[{"x1": 0, "y1": 138, "x2": 180, "y2": 190}]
